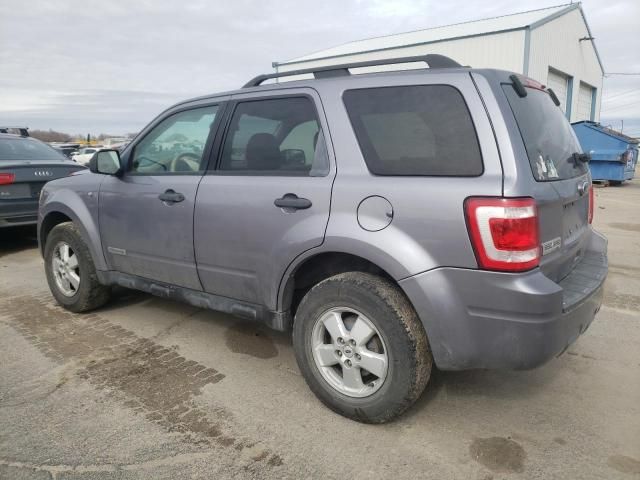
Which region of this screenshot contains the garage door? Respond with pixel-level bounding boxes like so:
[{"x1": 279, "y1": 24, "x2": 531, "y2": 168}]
[
  {"x1": 576, "y1": 82, "x2": 594, "y2": 121},
  {"x1": 547, "y1": 69, "x2": 569, "y2": 114}
]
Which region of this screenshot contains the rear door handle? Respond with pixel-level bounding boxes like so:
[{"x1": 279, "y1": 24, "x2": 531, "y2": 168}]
[
  {"x1": 274, "y1": 193, "x2": 312, "y2": 211},
  {"x1": 158, "y1": 189, "x2": 185, "y2": 203}
]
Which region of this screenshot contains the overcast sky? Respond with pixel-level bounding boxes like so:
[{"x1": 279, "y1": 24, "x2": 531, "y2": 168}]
[{"x1": 0, "y1": 0, "x2": 638, "y2": 136}]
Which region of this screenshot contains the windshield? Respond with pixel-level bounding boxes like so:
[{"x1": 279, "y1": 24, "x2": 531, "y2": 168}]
[
  {"x1": 503, "y1": 85, "x2": 587, "y2": 181},
  {"x1": 0, "y1": 137, "x2": 68, "y2": 161}
]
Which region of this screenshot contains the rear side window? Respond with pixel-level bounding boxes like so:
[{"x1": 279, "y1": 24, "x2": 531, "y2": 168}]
[
  {"x1": 502, "y1": 85, "x2": 587, "y2": 181},
  {"x1": 219, "y1": 97, "x2": 328, "y2": 176},
  {"x1": 343, "y1": 85, "x2": 483, "y2": 176}
]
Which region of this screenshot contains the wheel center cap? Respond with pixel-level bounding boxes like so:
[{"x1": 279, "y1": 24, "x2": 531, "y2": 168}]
[{"x1": 343, "y1": 347, "x2": 354, "y2": 358}]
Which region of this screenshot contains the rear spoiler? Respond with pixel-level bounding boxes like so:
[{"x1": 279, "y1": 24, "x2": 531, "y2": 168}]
[{"x1": 508, "y1": 75, "x2": 561, "y2": 106}]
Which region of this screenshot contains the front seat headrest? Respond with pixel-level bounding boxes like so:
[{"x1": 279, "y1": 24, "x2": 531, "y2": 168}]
[{"x1": 246, "y1": 133, "x2": 281, "y2": 170}]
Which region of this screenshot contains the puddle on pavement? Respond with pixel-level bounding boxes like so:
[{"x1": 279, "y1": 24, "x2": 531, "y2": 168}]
[
  {"x1": 608, "y1": 222, "x2": 640, "y2": 232},
  {"x1": 224, "y1": 323, "x2": 279, "y2": 359},
  {"x1": 603, "y1": 292, "x2": 640, "y2": 311},
  {"x1": 469, "y1": 436, "x2": 526, "y2": 474},
  {"x1": 608, "y1": 455, "x2": 640, "y2": 475}
]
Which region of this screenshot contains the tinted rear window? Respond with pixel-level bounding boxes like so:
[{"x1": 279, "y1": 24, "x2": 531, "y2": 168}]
[
  {"x1": 343, "y1": 85, "x2": 483, "y2": 176},
  {"x1": 502, "y1": 85, "x2": 587, "y2": 181},
  {"x1": 0, "y1": 137, "x2": 67, "y2": 161}
]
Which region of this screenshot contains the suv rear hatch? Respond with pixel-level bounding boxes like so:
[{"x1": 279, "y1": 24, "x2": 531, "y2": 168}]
[{"x1": 502, "y1": 79, "x2": 592, "y2": 283}]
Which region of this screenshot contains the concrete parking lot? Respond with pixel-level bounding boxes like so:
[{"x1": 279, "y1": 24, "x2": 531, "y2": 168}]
[{"x1": 1, "y1": 182, "x2": 639, "y2": 480}]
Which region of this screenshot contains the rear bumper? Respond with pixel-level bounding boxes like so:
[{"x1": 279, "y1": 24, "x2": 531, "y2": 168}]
[
  {"x1": 400, "y1": 228, "x2": 607, "y2": 370},
  {"x1": 0, "y1": 199, "x2": 39, "y2": 227}
]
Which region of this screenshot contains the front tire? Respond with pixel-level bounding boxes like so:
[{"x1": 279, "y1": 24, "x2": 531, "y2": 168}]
[
  {"x1": 44, "y1": 222, "x2": 111, "y2": 312},
  {"x1": 293, "y1": 272, "x2": 432, "y2": 423}
]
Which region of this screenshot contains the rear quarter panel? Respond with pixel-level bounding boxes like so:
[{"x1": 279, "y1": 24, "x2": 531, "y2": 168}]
[{"x1": 308, "y1": 71, "x2": 504, "y2": 279}]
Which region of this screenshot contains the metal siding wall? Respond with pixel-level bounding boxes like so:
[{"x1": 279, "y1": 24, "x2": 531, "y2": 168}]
[
  {"x1": 278, "y1": 30, "x2": 526, "y2": 74},
  {"x1": 527, "y1": 9, "x2": 603, "y2": 122}
]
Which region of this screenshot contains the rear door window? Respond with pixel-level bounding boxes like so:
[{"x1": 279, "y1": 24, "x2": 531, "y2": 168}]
[
  {"x1": 343, "y1": 85, "x2": 483, "y2": 176},
  {"x1": 218, "y1": 97, "x2": 327, "y2": 176},
  {"x1": 502, "y1": 85, "x2": 587, "y2": 181}
]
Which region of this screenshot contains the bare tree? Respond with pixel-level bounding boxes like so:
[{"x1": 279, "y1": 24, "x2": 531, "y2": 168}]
[{"x1": 30, "y1": 129, "x2": 72, "y2": 143}]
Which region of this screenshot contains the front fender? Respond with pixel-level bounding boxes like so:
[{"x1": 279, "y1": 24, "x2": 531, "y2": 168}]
[{"x1": 38, "y1": 189, "x2": 107, "y2": 271}]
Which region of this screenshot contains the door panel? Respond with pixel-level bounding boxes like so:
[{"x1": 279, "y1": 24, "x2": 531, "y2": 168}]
[
  {"x1": 194, "y1": 90, "x2": 334, "y2": 309},
  {"x1": 98, "y1": 103, "x2": 223, "y2": 290},
  {"x1": 99, "y1": 175, "x2": 203, "y2": 290},
  {"x1": 194, "y1": 175, "x2": 333, "y2": 305}
]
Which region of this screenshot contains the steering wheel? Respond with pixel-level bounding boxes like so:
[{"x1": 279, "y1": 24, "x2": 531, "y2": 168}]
[
  {"x1": 170, "y1": 152, "x2": 200, "y2": 172},
  {"x1": 133, "y1": 155, "x2": 167, "y2": 171}
]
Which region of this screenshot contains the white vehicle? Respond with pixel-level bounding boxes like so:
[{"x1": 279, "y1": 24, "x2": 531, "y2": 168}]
[{"x1": 71, "y1": 147, "x2": 103, "y2": 166}]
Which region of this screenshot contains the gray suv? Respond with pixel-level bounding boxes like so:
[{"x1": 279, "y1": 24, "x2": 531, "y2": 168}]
[{"x1": 38, "y1": 55, "x2": 607, "y2": 423}]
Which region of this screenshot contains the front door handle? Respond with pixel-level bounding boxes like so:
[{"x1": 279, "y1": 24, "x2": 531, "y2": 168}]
[
  {"x1": 158, "y1": 189, "x2": 185, "y2": 204},
  {"x1": 274, "y1": 193, "x2": 312, "y2": 211}
]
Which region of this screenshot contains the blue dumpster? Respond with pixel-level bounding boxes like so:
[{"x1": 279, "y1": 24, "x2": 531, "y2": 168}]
[{"x1": 572, "y1": 121, "x2": 638, "y2": 184}]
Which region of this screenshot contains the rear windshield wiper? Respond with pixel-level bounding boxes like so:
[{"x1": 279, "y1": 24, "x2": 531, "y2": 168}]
[{"x1": 568, "y1": 152, "x2": 591, "y2": 166}]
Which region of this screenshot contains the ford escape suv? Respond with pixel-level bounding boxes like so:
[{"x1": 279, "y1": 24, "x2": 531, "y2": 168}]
[{"x1": 38, "y1": 55, "x2": 607, "y2": 423}]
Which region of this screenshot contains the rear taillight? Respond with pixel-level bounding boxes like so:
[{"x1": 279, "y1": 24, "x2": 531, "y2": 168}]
[
  {"x1": 0, "y1": 173, "x2": 15, "y2": 185},
  {"x1": 465, "y1": 197, "x2": 540, "y2": 272},
  {"x1": 588, "y1": 184, "x2": 594, "y2": 224}
]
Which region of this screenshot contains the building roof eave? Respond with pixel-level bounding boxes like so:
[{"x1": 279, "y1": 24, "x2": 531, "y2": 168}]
[
  {"x1": 274, "y1": 26, "x2": 527, "y2": 68},
  {"x1": 528, "y1": 3, "x2": 604, "y2": 75}
]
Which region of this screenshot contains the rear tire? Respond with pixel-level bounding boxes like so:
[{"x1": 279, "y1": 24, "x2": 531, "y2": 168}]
[
  {"x1": 44, "y1": 222, "x2": 111, "y2": 312},
  {"x1": 293, "y1": 272, "x2": 432, "y2": 423}
]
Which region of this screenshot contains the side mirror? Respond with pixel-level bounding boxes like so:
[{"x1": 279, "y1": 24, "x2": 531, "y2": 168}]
[
  {"x1": 282, "y1": 148, "x2": 306, "y2": 165},
  {"x1": 90, "y1": 149, "x2": 122, "y2": 175}
]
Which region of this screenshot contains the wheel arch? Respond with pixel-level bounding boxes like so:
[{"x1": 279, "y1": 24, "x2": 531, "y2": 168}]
[
  {"x1": 278, "y1": 249, "x2": 412, "y2": 320},
  {"x1": 39, "y1": 196, "x2": 107, "y2": 271}
]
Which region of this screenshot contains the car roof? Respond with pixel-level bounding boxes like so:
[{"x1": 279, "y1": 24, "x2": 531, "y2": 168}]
[
  {"x1": 169, "y1": 54, "x2": 477, "y2": 110},
  {"x1": 0, "y1": 132, "x2": 29, "y2": 140}
]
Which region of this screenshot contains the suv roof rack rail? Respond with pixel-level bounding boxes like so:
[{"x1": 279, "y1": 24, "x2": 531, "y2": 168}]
[
  {"x1": 243, "y1": 54, "x2": 463, "y2": 88},
  {"x1": 0, "y1": 126, "x2": 29, "y2": 137}
]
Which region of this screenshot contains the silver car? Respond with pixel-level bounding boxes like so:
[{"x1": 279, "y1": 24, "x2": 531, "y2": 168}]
[{"x1": 38, "y1": 55, "x2": 607, "y2": 423}]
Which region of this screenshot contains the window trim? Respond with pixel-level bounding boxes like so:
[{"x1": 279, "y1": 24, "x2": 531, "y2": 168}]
[
  {"x1": 208, "y1": 93, "x2": 330, "y2": 178},
  {"x1": 341, "y1": 84, "x2": 485, "y2": 177},
  {"x1": 125, "y1": 102, "x2": 225, "y2": 177}
]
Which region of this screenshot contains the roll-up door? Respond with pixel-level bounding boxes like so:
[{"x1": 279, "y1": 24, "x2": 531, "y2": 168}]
[
  {"x1": 576, "y1": 82, "x2": 594, "y2": 121},
  {"x1": 547, "y1": 69, "x2": 569, "y2": 114}
]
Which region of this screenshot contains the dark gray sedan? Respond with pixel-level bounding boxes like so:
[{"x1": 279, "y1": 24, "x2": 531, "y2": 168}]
[{"x1": 0, "y1": 133, "x2": 85, "y2": 228}]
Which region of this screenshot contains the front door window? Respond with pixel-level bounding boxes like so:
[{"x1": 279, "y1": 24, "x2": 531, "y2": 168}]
[{"x1": 131, "y1": 105, "x2": 218, "y2": 174}]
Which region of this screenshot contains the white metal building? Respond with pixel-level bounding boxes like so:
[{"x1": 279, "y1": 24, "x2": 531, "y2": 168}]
[{"x1": 275, "y1": 3, "x2": 604, "y2": 122}]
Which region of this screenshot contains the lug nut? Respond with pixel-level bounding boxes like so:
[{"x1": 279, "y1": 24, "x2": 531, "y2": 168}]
[
  {"x1": 336, "y1": 350, "x2": 342, "y2": 356},
  {"x1": 349, "y1": 339, "x2": 356, "y2": 346},
  {"x1": 337, "y1": 337, "x2": 344, "y2": 344},
  {"x1": 355, "y1": 353, "x2": 361, "y2": 360},
  {"x1": 345, "y1": 359, "x2": 352, "y2": 367}
]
